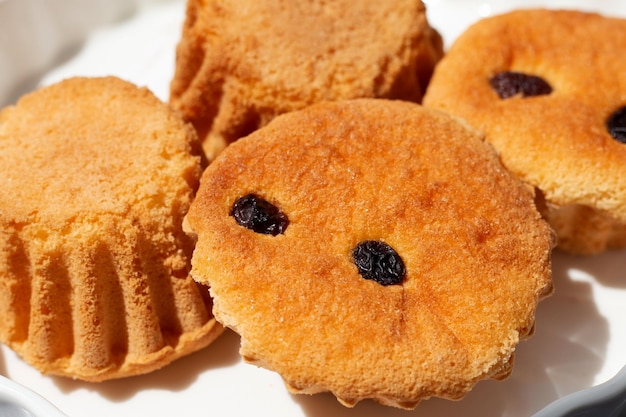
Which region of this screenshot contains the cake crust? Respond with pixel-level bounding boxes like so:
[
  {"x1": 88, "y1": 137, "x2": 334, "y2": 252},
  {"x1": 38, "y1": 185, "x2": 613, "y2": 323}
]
[
  {"x1": 423, "y1": 9, "x2": 626, "y2": 254},
  {"x1": 0, "y1": 76, "x2": 223, "y2": 381},
  {"x1": 169, "y1": 0, "x2": 443, "y2": 160},
  {"x1": 186, "y1": 99, "x2": 553, "y2": 408}
]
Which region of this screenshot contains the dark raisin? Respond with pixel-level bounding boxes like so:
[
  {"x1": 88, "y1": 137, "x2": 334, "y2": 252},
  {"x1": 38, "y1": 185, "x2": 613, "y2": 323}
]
[
  {"x1": 489, "y1": 71, "x2": 553, "y2": 99},
  {"x1": 607, "y1": 105, "x2": 626, "y2": 144},
  {"x1": 231, "y1": 194, "x2": 289, "y2": 235},
  {"x1": 352, "y1": 241, "x2": 406, "y2": 286}
]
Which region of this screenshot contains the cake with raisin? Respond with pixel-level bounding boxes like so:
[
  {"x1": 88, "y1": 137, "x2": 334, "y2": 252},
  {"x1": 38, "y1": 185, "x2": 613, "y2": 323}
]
[
  {"x1": 423, "y1": 9, "x2": 626, "y2": 254},
  {"x1": 184, "y1": 99, "x2": 554, "y2": 408},
  {"x1": 0, "y1": 76, "x2": 223, "y2": 381},
  {"x1": 169, "y1": 0, "x2": 443, "y2": 160}
]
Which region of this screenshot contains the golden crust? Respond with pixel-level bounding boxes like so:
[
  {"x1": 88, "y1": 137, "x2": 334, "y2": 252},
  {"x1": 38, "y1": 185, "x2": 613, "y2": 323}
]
[
  {"x1": 186, "y1": 99, "x2": 553, "y2": 408},
  {"x1": 423, "y1": 9, "x2": 626, "y2": 254},
  {"x1": 0, "y1": 76, "x2": 223, "y2": 381},
  {"x1": 169, "y1": 0, "x2": 443, "y2": 160}
]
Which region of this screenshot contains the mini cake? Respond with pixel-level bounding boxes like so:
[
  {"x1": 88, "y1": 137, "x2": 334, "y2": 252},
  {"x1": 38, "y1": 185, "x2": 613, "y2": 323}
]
[
  {"x1": 0, "y1": 76, "x2": 223, "y2": 381},
  {"x1": 423, "y1": 9, "x2": 626, "y2": 254},
  {"x1": 169, "y1": 0, "x2": 443, "y2": 160},
  {"x1": 185, "y1": 99, "x2": 554, "y2": 408}
]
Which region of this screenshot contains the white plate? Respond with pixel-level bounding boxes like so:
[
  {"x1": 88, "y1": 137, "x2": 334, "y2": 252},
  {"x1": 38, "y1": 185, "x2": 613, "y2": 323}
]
[
  {"x1": 0, "y1": 375, "x2": 67, "y2": 417},
  {"x1": 1, "y1": 1, "x2": 626, "y2": 416}
]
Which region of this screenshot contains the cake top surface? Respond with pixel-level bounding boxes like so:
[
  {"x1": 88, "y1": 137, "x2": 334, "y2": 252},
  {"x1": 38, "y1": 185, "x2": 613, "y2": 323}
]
[
  {"x1": 0, "y1": 76, "x2": 201, "y2": 226},
  {"x1": 186, "y1": 99, "x2": 553, "y2": 408},
  {"x1": 423, "y1": 9, "x2": 626, "y2": 218}
]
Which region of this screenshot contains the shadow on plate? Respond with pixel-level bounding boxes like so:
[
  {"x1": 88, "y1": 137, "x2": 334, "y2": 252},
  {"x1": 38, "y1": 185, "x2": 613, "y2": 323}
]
[
  {"x1": 52, "y1": 327, "x2": 241, "y2": 402},
  {"x1": 562, "y1": 248, "x2": 626, "y2": 289},
  {"x1": 295, "y1": 251, "x2": 611, "y2": 417},
  {"x1": 3, "y1": 43, "x2": 85, "y2": 107},
  {"x1": 1, "y1": 0, "x2": 152, "y2": 107}
]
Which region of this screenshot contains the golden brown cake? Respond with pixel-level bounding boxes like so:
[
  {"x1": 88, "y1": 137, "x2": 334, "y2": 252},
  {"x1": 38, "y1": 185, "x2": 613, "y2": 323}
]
[
  {"x1": 423, "y1": 9, "x2": 626, "y2": 255},
  {"x1": 169, "y1": 0, "x2": 443, "y2": 161},
  {"x1": 185, "y1": 99, "x2": 554, "y2": 409},
  {"x1": 0, "y1": 76, "x2": 223, "y2": 382}
]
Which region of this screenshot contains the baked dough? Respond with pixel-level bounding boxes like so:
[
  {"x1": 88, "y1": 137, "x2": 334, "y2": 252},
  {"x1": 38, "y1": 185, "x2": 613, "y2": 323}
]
[
  {"x1": 185, "y1": 99, "x2": 553, "y2": 408},
  {"x1": 169, "y1": 0, "x2": 443, "y2": 160},
  {"x1": 0, "y1": 76, "x2": 223, "y2": 381},
  {"x1": 423, "y1": 9, "x2": 626, "y2": 254}
]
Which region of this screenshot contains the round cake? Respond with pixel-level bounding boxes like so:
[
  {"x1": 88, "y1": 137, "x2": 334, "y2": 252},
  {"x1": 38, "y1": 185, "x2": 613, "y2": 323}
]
[
  {"x1": 423, "y1": 9, "x2": 626, "y2": 254},
  {"x1": 185, "y1": 99, "x2": 554, "y2": 408},
  {"x1": 0, "y1": 76, "x2": 223, "y2": 381},
  {"x1": 169, "y1": 0, "x2": 443, "y2": 160}
]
